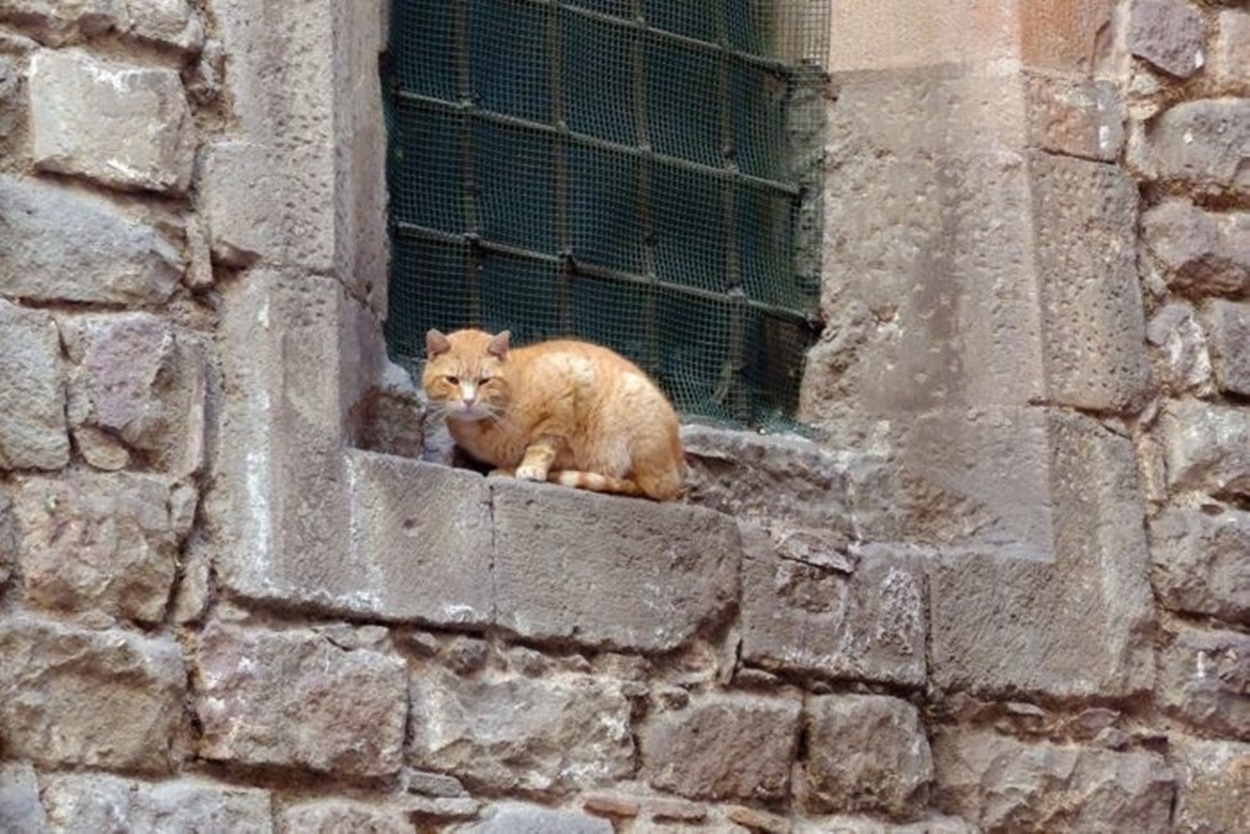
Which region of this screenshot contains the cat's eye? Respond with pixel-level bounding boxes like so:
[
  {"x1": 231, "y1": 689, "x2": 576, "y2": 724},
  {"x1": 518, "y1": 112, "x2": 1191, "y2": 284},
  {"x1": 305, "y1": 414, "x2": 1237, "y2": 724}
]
[{"x1": 444, "y1": 375, "x2": 459, "y2": 385}]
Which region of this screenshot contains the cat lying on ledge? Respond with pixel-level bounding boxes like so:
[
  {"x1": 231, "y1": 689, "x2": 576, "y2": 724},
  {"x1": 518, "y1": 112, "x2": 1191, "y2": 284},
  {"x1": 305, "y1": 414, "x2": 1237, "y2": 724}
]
[{"x1": 422, "y1": 328, "x2": 686, "y2": 501}]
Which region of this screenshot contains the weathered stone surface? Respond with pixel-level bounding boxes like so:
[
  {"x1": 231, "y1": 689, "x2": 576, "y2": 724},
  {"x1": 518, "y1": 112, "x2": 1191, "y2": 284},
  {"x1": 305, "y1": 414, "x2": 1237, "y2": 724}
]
[
  {"x1": 342, "y1": 452, "x2": 492, "y2": 627},
  {"x1": 1150, "y1": 507, "x2": 1250, "y2": 624},
  {"x1": 195, "y1": 622, "x2": 407, "y2": 776},
  {"x1": 933, "y1": 730, "x2": 1174, "y2": 832},
  {"x1": 349, "y1": 360, "x2": 426, "y2": 459},
  {"x1": 0, "y1": 175, "x2": 182, "y2": 304},
  {"x1": 1158, "y1": 625, "x2": 1250, "y2": 740},
  {"x1": 1128, "y1": 0, "x2": 1206, "y2": 78},
  {"x1": 1172, "y1": 737, "x2": 1250, "y2": 834},
  {"x1": 61, "y1": 313, "x2": 206, "y2": 476},
  {"x1": 1146, "y1": 302, "x2": 1213, "y2": 395},
  {"x1": 1150, "y1": 100, "x2": 1250, "y2": 195},
  {"x1": 12, "y1": 471, "x2": 177, "y2": 624},
  {"x1": 279, "y1": 799, "x2": 410, "y2": 833},
  {"x1": 1025, "y1": 73, "x2": 1123, "y2": 161},
  {"x1": 0, "y1": 491, "x2": 12, "y2": 590},
  {"x1": 0, "y1": 616, "x2": 186, "y2": 772},
  {"x1": 0, "y1": 0, "x2": 203, "y2": 53},
  {"x1": 642, "y1": 694, "x2": 800, "y2": 802},
  {"x1": 30, "y1": 49, "x2": 193, "y2": 193},
  {"x1": 0, "y1": 762, "x2": 49, "y2": 833},
  {"x1": 492, "y1": 478, "x2": 740, "y2": 653},
  {"x1": 470, "y1": 803, "x2": 612, "y2": 834},
  {"x1": 802, "y1": 695, "x2": 933, "y2": 820},
  {"x1": 1213, "y1": 9, "x2": 1250, "y2": 84},
  {"x1": 1208, "y1": 299, "x2": 1250, "y2": 397},
  {"x1": 740, "y1": 523, "x2": 926, "y2": 687},
  {"x1": 0, "y1": 300, "x2": 67, "y2": 470},
  {"x1": 409, "y1": 667, "x2": 634, "y2": 796},
  {"x1": 1141, "y1": 201, "x2": 1250, "y2": 296},
  {"x1": 1031, "y1": 152, "x2": 1149, "y2": 412},
  {"x1": 1161, "y1": 399, "x2": 1250, "y2": 499},
  {"x1": 126, "y1": 0, "x2": 204, "y2": 54},
  {"x1": 41, "y1": 774, "x2": 272, "y2": 832},
  {"x1": 794, "y1": 815, "x2": 975, "y2": 834}
]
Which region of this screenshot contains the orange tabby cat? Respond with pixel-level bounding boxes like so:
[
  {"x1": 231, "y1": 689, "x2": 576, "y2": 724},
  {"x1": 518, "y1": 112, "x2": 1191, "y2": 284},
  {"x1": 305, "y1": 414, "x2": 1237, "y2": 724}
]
[{"x1": 422, "y1": 328, "x2": 686, "y2": 501}]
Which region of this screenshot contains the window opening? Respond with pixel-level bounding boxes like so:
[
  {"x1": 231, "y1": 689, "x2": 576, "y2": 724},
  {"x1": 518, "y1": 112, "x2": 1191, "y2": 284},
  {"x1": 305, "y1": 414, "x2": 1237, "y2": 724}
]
[{"x1": 383, "y1": 0, "x2": 828, "y2": 429}]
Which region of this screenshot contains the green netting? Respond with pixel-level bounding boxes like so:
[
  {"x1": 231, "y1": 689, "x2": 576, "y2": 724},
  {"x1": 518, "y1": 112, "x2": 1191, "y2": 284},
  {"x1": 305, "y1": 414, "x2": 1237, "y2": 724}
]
[{"x1": 383, "y1": 0, "x2": 828, "y2": 429}]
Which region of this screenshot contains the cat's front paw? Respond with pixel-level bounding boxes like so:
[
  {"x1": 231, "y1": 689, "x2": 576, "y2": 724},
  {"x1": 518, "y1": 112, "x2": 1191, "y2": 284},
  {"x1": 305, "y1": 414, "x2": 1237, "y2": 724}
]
[{"x1": 515, "y1": 464, "x2": 547, "y2": 481}]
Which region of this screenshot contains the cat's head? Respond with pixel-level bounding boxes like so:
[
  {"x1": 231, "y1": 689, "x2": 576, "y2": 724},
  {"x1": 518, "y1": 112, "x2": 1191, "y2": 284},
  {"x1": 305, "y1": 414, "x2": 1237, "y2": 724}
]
[{"x1": 422, "y1": 328, "x2": 513, "y2": 422}]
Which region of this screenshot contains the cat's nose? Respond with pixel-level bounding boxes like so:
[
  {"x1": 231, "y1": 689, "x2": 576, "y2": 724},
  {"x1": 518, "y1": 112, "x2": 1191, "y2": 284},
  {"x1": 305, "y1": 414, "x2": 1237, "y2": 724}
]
[{"x1": 460, "y1": 383, "x2": 477, "y2": 405}]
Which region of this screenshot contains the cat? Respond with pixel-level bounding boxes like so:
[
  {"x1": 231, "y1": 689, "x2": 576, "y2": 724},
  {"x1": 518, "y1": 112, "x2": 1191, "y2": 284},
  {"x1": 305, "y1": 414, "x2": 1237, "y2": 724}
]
[{"x1": 422, "y1": 328, "x2": 686, "y2": 501}]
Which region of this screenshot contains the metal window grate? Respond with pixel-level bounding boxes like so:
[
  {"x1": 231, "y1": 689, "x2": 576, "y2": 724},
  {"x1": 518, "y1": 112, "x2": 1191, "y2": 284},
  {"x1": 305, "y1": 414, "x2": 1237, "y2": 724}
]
[{"x1": 383, "y1": 0, "x2": 828, "y2": 429}]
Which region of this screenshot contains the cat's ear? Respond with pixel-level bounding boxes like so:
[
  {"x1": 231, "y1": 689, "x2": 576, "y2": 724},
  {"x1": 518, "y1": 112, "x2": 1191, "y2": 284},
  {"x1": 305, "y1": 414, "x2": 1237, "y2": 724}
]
[
  {"x1": 426, "y1": 329, "x2": 451, "y2": 358},
  {"x1": 487, "y1": 330, "x2": 511, "y2": 359}
]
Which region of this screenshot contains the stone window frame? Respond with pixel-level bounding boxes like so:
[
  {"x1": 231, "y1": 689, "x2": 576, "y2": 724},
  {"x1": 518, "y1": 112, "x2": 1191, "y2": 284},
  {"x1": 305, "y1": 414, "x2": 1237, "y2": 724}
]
[{"x1": 206, "y1": 0, "x2": 1154, "y2": 701}]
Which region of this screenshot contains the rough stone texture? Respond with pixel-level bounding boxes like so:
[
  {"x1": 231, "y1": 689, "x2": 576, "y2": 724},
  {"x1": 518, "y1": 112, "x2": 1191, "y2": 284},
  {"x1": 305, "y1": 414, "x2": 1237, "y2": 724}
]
[
  {"x1": 1213, "y1": 9, "x2": 1250, "y2": 84},
  {"x1": 1150, "y1": 507, "x2": 1250, "y2": 624},
  {"x1": 409, "y1": 667, "x2": 634, "y2": 797},
  {"x1": 0, "y1": 174, "x2": 182, "y2": 304},
  {"x1": 1032, "y1": 152, "x2": 1149, "y2": 413},
  {"x1": 1158, "y1": 625, "x2": 1250, "y2": 740},
  {"x1": 1172, "y1": 737, "x2": 1250, "y2": 834},
  {"x1": 342, "y1": 453, "x2": 492, "y2": 627},
  {"x1": 1128, "y1": 0, "x2": 1206, "y2": 78},
  {"x1": 642, "y1": 694, "x2": 800, "y2": 802},
  {"x1": 12, "y1": 471, "x2": 177, "y2": 625},
  {"x1": 0, "y1": 616, "x2": 186, "y2": 773},
  {"x1": 795, "y1": 815, "x2": 975, "y2": 834},
  {"x1": 29, "y1": 49, "x2": 193, "y2": 193},
  {"x1": 1026, "y1": 73, "x2": 1123, "y2": 162},
  {"x1": 933, "y1": 730, "x2": 1174, "y2": 833},
  {"x1": 0, "y1": 493, "x2": 12, "y2": 590},
  {"x1": 492, "y1": 477, "x2": 741, "y2": 652},
  {"x1": 802, "y1": 695, "x2": 933, "y2": 820},
  {"x1": 40, "y1": 774, "x2": 272, "y2": 833},
  {"x1": 279, "y1": 799, "x2": 412, "y2": 833},
  {"x1": 0, "y1": 761, "x2": 49, "y2": 833},
  {"x1": 1149, "y1": 99, "x2": 1250, "y2": 196},
  {"x1": 194, "y1": 622, "x2": 408, "y2": 777},
  {"x1": 0, "y1": 0, "x2": 204, "y2": 53},
  {"x1": 1208, "y1": 299, "x2": 1250, "y2": 397},
  {"x1": 61, "y1": 313, "x2": 205, "y2": 475},
  {"x1": 1146, "y1": 302, "x2": 1213, "y2": 395},
  {"x1": 1161, "y1": 399, "x2": 1250, "y2": 499},
  {"x1": 930, "y1": 411, "x2": 1155, "y2": 699},
  {"x1": 471, "y1": 803, "x2": 613, "y2": 834},
  {"x1": 1141, "y1": 201, "x2": 1250, "y2": 296},
  {"x1": 740, "y1": 523, "x2": 926, "y2": 687},
  {"x1": 0, "y1": 299, "x2": 67, "y2": 470}
]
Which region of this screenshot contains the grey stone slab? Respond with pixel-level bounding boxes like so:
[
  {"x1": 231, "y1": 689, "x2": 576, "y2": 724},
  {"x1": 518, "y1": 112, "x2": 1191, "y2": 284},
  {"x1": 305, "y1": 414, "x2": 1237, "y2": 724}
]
[
  {"x1": 30, "y1": 48, "x2": 193, "y2": 193},
  {"x1": 40, "y1": 774, "x2": 272, "y2": 833},
  {"x1": 0, "y1": 174, "x2": 182, "y2": 304},
  {"x1": 1128, "y1": 0, "x2": 1206, "y2": 78},
  {"x1": 1150, "y1": 99, "x2": 1250, "y2": 196},
  {"x1": 470, "y1": 803, "x2": 612, "y2": 834},
  {"x1": 0, "y1": 762, "x2": 49, "y2": 834},
  {"x1": 1141, "y1": 200, "x2": 1250, "y2": 296},
  {"x1": 0, "y1": 299, "x2": 67, "y2": 470},
  {"x1": 492, "y1": 477, "x2": 740, "y2": 653},
  {"x1": 1208, "y1": 299, "x2": 1250, "y2": 397},
  {"x1": 1158, "y1": 625, "x2": 1250, "y2": 740},
  {"x1": 1161, "y1": 399, "x2": 1250, "y2": 500},
  {"x1": 1150, "y1": 507, "x2": 1250, "y2": 624},
  {"x1": 0, "y1": 615, "x2": 186, "y2": 773}
]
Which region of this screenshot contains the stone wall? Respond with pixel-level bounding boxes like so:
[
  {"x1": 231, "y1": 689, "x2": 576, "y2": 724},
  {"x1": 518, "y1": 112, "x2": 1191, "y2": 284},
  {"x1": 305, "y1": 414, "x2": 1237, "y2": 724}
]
[{"x1": 0, "y1": 2, "x2": 1248, "y2": 833}]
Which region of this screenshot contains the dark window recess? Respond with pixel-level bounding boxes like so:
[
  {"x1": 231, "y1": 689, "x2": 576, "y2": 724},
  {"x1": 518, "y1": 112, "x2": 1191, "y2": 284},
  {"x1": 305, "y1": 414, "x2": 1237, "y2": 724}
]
[{"x1": 383, "y1": 0, "x2": 828, "y2": 429}]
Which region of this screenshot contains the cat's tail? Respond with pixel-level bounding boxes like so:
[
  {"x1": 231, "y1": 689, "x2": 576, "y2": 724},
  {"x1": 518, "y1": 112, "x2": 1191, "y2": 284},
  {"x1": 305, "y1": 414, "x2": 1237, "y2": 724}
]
[{"x1": 550, "y1": 470, "x2": 647, "y2": 498}]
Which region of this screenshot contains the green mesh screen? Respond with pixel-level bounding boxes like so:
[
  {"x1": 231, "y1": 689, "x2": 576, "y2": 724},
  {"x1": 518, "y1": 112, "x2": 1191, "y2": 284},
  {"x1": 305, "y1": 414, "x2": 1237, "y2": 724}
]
[{"x1": 383, "y1": 0, "x2": 828, "y2": 429}]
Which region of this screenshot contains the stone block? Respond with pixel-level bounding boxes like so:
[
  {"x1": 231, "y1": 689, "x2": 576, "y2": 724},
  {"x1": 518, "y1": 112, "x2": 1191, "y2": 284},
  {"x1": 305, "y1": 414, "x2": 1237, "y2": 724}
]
[
  {"x1": 794, "y1": 815, "x2": 975, "y2": 834},
  {"x1": 1141, "y1": 200, "x2": 1250, "y2": 296},
  {"x1": 29, "y1": 49, "x2": 193, "y2": 193},
  {"x1": 471, "y1": 803, "x2": 612, "y2": 834},
  {"x1": 1128, "y1": 0, "x2": 1206, "y2": 78},
  {"x1": 0, "y1": 1, "x2": 203, "y2": 53},
  {"x1": 0, "y1": 299, "x2": 67, "y2": 470},
  {"x1": 0, "y1": 762, "x2": 49, "y2": 833},
  {"x1": 40, "y1": 774, "x2": 272, "y2": 833},
  {"x1": 492, "y1": 478, "x2": 740, "y2": 653},
  {"x1": 642, "y1": 693, "x2": 800, "y2": 802},
  {"x1": 1150, "y1": 99, "x2": 1250, "y2": 196},
  {"x1": 933, "y1": 730, "x2": 1174, "y2": 832},
  {"x1": 0, "y1": 615, "x2": 186, "y2": 773},
  {"x1": 823, "y1": 3, "x2": 1019, "y2": 72},
  {"x1": 801, "y1": 695, "x2": 933, "y2": 820},
  {"x1": 1213, "y1": 9, "x2": 1250, "y2": 84},
  {"x1": 1150, "y1": 507, "x2": 1250, "y2": 624},
  {"x1": 1172, "y1": 737, "x2": 1250, "y2": 834},
  {"x1": 279, "y1": 799, "x2": 412, "y2": 833},
  {"x1": 61, "y1": 313, "x2": 206, "y2": 476},
  {"x1": 1158, "y1": 625, "x2": 1250, "y2": 740},
  {"x1": 740, "y1": 523, "x2": 926, "y2": 688},
  {"x1": 409, "y1": 667, "x2": 634, "y2": 797},
  {"x1": 342, "y1": 452, "x2": 492, "y2": 627},
  {"x1": 1025, "y1": 73, "x2": 1123, "y2": 162},
  {"x1": 1019, "y1": 0, "x2": 1114, "y2": 73},
  {"x1": 0, "y1": 174, "x2": 182, "y2": 304},
  {"x1": 1030, "y1": 152, "x2": 1149, "y2": 412},
  {"x1": 1208, "y1": 299, "x2": 1250, "y2": 397},
  {"x1": 12, "y1": 471, "x2": 177, "y2": 625},
  {"x1": 194, "y1": 622, "x2": 407, "y2": 777},
  {"x1": 125, "y1": 0, "x2": 204, "y2": 54},
  {"x1": 1161, "y1": 399, "x2": 1250, "y2": 500},
  {"x1": 1146, "y1": 302, "x2": 1213, "y2": 395}
]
